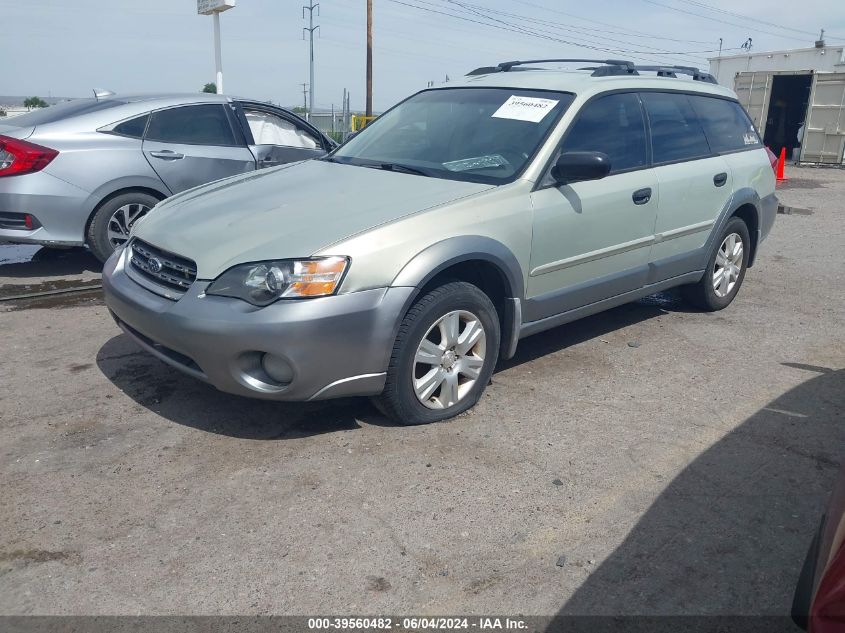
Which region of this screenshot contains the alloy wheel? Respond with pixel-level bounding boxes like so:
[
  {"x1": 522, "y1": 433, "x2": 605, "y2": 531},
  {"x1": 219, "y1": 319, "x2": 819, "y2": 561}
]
[
  {"x1": 713, "y1": 232, "x2": 744, "y2": 298},
  {"x1": 413, "y1": 310, "x2": 487, "y2": 410},
  {"x1": 107, "y1": 203, "x2": 150, "y2": 248}
]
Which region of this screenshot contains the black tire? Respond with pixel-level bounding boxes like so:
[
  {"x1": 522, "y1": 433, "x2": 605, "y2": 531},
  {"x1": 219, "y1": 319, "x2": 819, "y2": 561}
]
[
  {"x1": 86, "y1": 191, "x2": 159, "y2": 263},
  {"x1": 682, "y1": 216, "x2": 751, "y2": 311},
  {"x1": 374, "y1": 281, "x2": 500, "y2": 425}
]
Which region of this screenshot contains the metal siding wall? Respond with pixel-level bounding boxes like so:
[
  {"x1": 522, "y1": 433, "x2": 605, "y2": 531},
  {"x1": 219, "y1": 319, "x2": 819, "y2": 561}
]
[{"x1": 801, "y1": 73, "x2": 845, "y2": 165}]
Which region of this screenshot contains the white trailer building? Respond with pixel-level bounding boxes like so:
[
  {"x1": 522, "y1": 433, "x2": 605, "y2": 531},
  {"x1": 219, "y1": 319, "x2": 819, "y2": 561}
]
[{"x1": 709, "y1": 44, "x2": 845, "y2": 165}]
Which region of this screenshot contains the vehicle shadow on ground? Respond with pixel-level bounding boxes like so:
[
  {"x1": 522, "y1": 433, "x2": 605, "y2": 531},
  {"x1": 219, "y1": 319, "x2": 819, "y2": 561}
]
[
  {"x1": 95, "y1": 333, "x2": 392, "y2": 440},
  {"x1": 95, "y1": 291, "x2": 703, "y2": 439},
  {"x1": 546, "y1": 365, "x2": 845, "y2": 629},
  {"x1": 499, "y1": 290, "x2": 698, "y2": 371},
  {"x1": 0, "y1": 245, "x2": 101, "y2": 278}
]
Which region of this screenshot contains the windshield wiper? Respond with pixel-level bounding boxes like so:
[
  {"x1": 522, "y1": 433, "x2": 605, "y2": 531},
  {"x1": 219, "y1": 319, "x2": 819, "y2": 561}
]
[{"x1": 367, "y1": 162, "x2": 431, "y2": 177}]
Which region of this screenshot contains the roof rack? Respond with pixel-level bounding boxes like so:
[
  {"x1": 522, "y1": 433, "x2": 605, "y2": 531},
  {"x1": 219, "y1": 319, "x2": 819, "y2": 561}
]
[{"x1": 465, "y1": 59, "x2": 717, "y2": 83}]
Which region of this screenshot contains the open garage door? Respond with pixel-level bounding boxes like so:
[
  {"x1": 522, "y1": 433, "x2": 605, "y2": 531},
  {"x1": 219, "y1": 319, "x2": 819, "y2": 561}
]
[
  {"x1": 734, "y1": 71, "x2": 773, "y2": 132},
  {"x1": 801, "y1": 72, "x2": 845, "y2": 165}
]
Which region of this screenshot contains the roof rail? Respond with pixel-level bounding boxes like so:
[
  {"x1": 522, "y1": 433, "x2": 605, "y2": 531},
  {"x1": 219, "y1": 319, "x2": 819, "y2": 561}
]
[{"x1": 465, "y1": 58, "x2": 717, "y2": 83}]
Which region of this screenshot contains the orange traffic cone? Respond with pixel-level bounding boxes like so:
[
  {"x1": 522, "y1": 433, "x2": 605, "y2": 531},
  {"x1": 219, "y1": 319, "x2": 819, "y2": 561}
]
[{"x1": 776, "y1": 147, "x2": 788, "y2": 183}]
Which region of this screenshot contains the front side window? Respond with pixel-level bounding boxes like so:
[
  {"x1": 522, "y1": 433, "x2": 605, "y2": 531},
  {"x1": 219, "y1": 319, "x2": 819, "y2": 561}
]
[
  {"x1": 331, "y1": 88, "x2": 574, "y2": 184},
  {"x1": 641, "y1": 92, "x2": 711, "y2": 164},
  {"x1": 146, "y1": 104, "x2": 237, "y2": 146},
  {"x1": 244, "y1": 110, "x2": 318, "y2": 149},
  {"x1": 689, "y1": 96, "x2": 761, "y2": 153},
  {"x1": 560, "y1": 92, "x2": 647, "y2": 173}
]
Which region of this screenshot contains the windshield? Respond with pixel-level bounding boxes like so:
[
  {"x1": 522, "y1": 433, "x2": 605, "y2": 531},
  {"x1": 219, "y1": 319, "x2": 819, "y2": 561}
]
[{"x1": 330, "y1": 88, "x2": 573, "y2": 184}]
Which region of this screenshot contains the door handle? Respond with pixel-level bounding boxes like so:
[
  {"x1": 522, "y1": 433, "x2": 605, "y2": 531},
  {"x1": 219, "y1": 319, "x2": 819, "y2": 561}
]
[
  {"x1": 149, "y1": 150, "x2": 184, "y2": 160},
  {"x1": 632, "y1": 187, "x2": 652, "y2": 205},
  {"x1": 713, "y1": 172, "x2": 728, "y2": 187}
]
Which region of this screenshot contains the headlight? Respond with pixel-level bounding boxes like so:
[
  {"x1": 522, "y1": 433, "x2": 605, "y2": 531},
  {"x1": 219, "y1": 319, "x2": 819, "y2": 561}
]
[{"x1": 206, "y1": 256, "x2": 349, "y2": 306}]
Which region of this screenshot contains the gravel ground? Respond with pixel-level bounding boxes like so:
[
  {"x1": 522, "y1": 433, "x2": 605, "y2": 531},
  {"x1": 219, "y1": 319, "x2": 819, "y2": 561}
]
[{"x1": 1, "y1": 166, "x2": 843, "y2": 617}]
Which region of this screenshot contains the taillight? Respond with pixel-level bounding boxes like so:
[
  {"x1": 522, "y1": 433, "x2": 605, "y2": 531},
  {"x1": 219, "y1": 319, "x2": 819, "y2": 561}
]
[
  {"x1": 765, "y1": 146, "x2": 778, "y2": 176},
  {"x1": 0, "y1": 135, "x2": 59, "y2": 177}
]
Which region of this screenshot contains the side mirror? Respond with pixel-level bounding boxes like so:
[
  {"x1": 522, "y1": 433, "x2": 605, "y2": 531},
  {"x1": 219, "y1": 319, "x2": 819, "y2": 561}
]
[{"x1": 551, "y1": 151, "x2": 611, "y2": 185}]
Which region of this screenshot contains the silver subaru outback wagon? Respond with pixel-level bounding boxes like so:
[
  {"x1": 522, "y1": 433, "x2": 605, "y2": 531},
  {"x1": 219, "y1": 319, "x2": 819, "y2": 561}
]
[
  {"x1": 103, "y1": 59, "x2": 778, "y2": 425},
  {"x1": 0, "y1": 93, "x2": 335, "y2": 262}
]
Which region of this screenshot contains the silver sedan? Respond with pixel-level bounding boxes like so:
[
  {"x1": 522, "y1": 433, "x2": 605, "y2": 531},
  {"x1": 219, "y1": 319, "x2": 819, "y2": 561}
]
[{"x1": 0, "y1": 93, "x2": 335, "y2": 261}]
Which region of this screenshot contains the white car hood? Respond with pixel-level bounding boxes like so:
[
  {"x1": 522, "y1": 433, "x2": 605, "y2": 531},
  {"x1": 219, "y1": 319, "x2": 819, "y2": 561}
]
[{"x1": 132, "y1": 159, "x2": 494, "y2": 279}]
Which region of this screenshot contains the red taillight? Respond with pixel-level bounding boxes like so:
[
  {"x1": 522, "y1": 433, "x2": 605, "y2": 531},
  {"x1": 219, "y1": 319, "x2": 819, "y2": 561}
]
[
  {"x1": 765, "y1": 146, "x2": 778, "y2": 176},
  {"x1": 0, "y1": 135, "x2": 59, "y2": 178}
]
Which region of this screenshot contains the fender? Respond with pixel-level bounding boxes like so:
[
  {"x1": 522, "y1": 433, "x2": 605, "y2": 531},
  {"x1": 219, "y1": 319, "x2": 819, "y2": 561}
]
[
  {"x1": 391, "y1": 235, "x2": 525, "y2": 360},
  {"x1": 83, "y1": 176, "x2": 171, "y2": 221},
  {"x1": 710, "y1": 186, "x2": 763, "y2": 267}
]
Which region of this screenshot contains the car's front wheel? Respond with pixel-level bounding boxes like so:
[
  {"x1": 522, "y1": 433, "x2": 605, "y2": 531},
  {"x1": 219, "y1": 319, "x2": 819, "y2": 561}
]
[
  {"x1": 87, "y1": 192, "x2": 158, "y2": 263},
  {"x1": 375, "y1": 281, "x2": 500, "y2": 425}
]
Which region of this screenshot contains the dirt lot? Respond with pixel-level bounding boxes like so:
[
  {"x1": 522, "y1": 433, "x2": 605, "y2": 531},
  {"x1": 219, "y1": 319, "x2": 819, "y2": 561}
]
[{"x1": 1, "y1": 166, "x2": 843, "y2": 617}]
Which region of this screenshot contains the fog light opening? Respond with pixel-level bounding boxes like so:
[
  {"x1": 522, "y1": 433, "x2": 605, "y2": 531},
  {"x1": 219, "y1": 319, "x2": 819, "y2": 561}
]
[{"x1": 261, "y1": 353, "x2": 294, "y2": 386}]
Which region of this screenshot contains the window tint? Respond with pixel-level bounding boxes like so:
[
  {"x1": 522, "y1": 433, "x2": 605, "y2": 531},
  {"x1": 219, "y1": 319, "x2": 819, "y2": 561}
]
[
  {"x1": 689, "y1": 96, "x2": 761, "y2": 153},
  {"x1": 146, "y1": 105, "x2": 237, "y2": 146},
  {"x1": 641, "y1": 92, "x2": 711, "y2": 163},
  {"x1": 244, "y1": 110, "x2": 318, "y2": 148},
  {"x1": 112, "y1": 114, "x2": 148, "y2": 139},
  {"x1": 561, "y1": 92, "x2": 647, "y2": 172}
]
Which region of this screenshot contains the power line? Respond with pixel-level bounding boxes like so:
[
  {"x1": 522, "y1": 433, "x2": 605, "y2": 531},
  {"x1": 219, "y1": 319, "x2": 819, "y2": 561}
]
[
  {"x1": 674, "y1": 0, "x2": 844, "y2": 41},
  {"x1": 444, "y1": 0, "x2": 734, "y2": 59},
  {"x1": 509, "y1": 0, "x2": 713, "y2": 44},
  {"x1": 640, "y1": 0, "x2": 816, "y2": 43},
  {"x1": 385, "y1": 0, "x2": 717, "y2": 66}
]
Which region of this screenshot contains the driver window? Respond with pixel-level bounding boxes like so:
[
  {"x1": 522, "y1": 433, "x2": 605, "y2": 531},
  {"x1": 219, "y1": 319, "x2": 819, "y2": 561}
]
[
  {"x1": 561, "y1": 93, "x2": 647, "y2": 173},
  {"x1": 245, "y1": 110, "x2": 318, "y2": 149}
]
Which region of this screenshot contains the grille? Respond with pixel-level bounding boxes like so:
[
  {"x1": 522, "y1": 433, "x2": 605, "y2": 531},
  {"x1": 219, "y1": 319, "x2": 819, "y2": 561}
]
[{"x1": 128, "y1": 239, "x2": 197, "y2": 294}]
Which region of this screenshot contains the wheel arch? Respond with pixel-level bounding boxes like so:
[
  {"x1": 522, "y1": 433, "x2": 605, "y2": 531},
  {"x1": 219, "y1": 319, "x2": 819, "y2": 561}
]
[
  {"x1": 721, "y1": 188, "x2": 762, "y2": 267},
  {"x1": 391, "y1": 236, "x2": 525, "y2": 361},
  {"x1": 83, "y1": 181, "x2": 169, "y2": 240}
]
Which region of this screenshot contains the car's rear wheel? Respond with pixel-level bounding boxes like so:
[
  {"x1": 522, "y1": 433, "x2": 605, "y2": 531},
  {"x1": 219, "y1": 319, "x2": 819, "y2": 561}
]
[
  {"x1": 87, "y1": 192, "x2": 158, "y2": 263},
  {"x1": 374, "y1": 281, "x2": 500, "y2": 425},
  {"x1": 682, "y1": 216, "x2": 750, "y2": 311}
]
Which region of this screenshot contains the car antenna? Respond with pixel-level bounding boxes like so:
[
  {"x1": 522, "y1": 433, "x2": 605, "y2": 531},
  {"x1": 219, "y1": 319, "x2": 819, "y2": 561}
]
[{"x1": 92, "y1": 89, "x2": 116, "y2": 101}]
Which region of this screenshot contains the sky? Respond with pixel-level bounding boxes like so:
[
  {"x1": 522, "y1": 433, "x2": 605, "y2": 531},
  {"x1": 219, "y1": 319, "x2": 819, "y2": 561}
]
[{"x1": 2, "y1": 0, "x2": 844, "y2": 112}]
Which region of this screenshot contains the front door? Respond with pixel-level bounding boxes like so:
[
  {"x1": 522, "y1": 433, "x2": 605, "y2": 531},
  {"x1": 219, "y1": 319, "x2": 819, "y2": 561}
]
[
  {"x1": 526, "y1": 92, "x2": 658, "y2": 322},
  {"x1": 237, "y1": 105, "x2": 326, "y2": 168},
  {"x1": 142, "y1": 103, "x2": 256, "y2": 194}
]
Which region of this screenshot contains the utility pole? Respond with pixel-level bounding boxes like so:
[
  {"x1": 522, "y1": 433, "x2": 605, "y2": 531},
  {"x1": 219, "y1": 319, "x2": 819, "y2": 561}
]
[
  {"x1": 303, "y1": 0, "x2": 319, "y2": 119},
  {"x1": 301, "y1": 83, "x2": 309, "y2": 113},
  {"x1": 366, "y1": 0, "x2": 373, "y2": 117}
]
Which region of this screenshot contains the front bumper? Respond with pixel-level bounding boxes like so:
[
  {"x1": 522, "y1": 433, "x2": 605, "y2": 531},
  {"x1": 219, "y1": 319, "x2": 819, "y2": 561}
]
[{"x1": 102, "y1": 247, "x2": 413, "y2": 401}]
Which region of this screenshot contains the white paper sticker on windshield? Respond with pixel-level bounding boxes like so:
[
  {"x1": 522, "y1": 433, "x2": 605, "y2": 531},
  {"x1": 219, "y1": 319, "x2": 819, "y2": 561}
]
[{"x1": 492, "y1": 95, "x2": 559, "y2": 123}]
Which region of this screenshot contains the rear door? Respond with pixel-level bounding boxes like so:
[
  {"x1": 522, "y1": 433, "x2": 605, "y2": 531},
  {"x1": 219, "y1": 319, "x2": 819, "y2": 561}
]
[
  {"x1": 642, "y1": 92, "x2": 733, "y2": 278},
  {"x1": 234, "y1": 102, "x2": 327, "y2": 169},
  {"x1": 801, "y1": 72, "x2": 845, "y2": 165},
  {"x1": 733, "y1": 71, "x2": 773, "y2": 133},
  {"x1": 142, "y1": 103, "x2": 256, "y2": 194}
]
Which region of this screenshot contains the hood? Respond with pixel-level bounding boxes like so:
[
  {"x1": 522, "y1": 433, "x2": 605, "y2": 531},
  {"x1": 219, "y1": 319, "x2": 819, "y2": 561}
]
[{"x1": 133, "y1": 159, "x2": 493, "y2": 279}]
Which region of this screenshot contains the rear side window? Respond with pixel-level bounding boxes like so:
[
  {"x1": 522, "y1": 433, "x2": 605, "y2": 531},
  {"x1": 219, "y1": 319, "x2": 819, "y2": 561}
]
[
  {"x1": 689, "y1": 96, "x2": 761, "y2": 153},
  {"x1": 112, "y1": 114, "x2": 148, "y2": 139},
  {"x1": 146, "y1": 105, "x2": 237, "y2": 146},
  {"x1": 641, "y1": 92, "x2": 711, "y2": 164},
  {"x1": 561, "y1": 92, "x2": 647, "y2": 173}
]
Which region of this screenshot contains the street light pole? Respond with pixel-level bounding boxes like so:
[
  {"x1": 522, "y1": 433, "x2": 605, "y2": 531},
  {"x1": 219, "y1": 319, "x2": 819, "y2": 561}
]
[
  {"x1": 197, "y1": 1, "x2": 236, "y2": 95},
  {"x1": 213, "y1": 12, "x2": 223, "y2": 94},
  {"x1": 366, "y1": 0, "x2": 373, "y2": 118}
]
